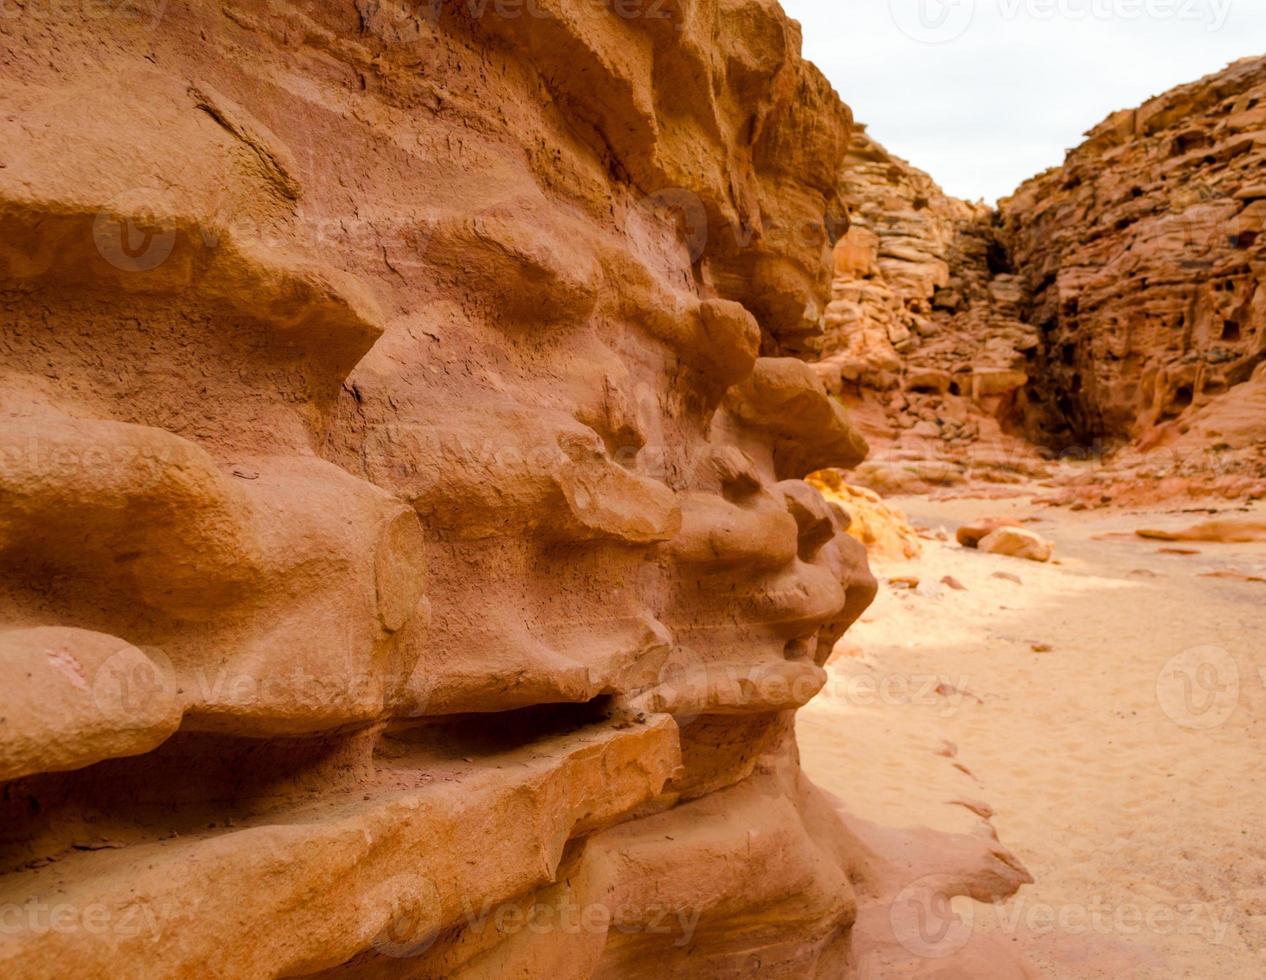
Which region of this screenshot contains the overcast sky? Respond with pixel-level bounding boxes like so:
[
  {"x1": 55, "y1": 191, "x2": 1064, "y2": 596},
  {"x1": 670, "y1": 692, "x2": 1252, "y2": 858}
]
[{"x1": 781, "y1": 0, "x2": 1266, "y2": 203}]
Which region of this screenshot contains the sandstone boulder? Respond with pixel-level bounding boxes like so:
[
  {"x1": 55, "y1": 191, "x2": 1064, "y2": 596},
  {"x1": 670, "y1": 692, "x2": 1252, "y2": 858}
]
[
  {"x1": 978, "y1": 527, "x2": 1055, "y2": 563},
  {"x1": 906, "y1": 368, "x2": 954, "y2": 393},
  {"x1": 957, "y1": 518, "x2": 1024, "y2": 548}
]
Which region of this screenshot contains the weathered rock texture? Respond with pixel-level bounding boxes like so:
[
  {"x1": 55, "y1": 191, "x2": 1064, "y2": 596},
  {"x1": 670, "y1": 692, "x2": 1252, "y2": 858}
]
[
  {"x1": 808, "y1": 471, "x2": 922, "y2": 563},
  {"x1": 812, "y1": 127, "x2": 1049, "y2": 496},
  {"x1": 0, "y1": 3, "x2": 1030, "y2": 977},
  {"x1": 815, "y1": 57, "x2": 1266, "y2": 506},
  {"x1": 1002, "y1": 55, "x2": 1266, "y2": 500}
]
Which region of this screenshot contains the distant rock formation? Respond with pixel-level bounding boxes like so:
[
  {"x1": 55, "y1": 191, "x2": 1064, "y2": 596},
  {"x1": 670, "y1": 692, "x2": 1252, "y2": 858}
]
[
  {"x1": 1004, "y1": 56, "x2": 1266, "y2": 443},
  {"x1": 814, "y1": 57, "x2": 1266, "y2": 505},
  {"x1": 1002, "y1": 55, "x2": 1266, "y2": 502},
  {"x1": 812, "y1": 128, "x2": 1048, "y2": 496}
]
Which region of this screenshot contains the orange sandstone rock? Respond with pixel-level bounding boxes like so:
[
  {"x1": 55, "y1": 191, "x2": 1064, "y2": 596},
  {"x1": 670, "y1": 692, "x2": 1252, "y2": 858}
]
[
  {"x1": 957, "y1": 517, "x2": 1025, "y2": 548},
  {"x1": 977, "y1": 526, "x2": 1054, "y2": 564},
  {"x1": 0, "y1": 4, "x2": 1028, "y2": 978},
  {"x1": 1003, "y1": 56, "x2": 1266, "y2": 492},
  {"x1": 809, "y1": 469, "x2": 923, "y2": 562}
]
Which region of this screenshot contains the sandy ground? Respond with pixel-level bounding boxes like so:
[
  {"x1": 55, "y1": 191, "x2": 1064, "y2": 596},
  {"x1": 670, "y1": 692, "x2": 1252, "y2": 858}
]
[{"x1": 800, "y1": 495, "x2": 1266, "y2": 978}]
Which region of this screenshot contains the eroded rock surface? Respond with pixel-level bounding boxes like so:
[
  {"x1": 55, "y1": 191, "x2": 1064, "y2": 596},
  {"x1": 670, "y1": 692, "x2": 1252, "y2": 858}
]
[
  {"x1": 808, "y1": 470, "x2": 923, "y2": 563},
  {"x1": 0, "y1": 4, "x2": 1034, "y2": 977},
  {"x1": 812, "y1": 127, "x2": 1049, "y2": 497},
  {"x1": 815, "y1": 58, "x2": 1266, "y2": 507},
  {"x1": 1002, "y1": 55, "x2": 1266, "y2": 501}
]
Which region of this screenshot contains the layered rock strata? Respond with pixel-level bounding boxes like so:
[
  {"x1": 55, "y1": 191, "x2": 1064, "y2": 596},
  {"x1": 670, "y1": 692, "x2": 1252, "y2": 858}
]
[
  {"x1": 0, "y1": 3, "x2": 1028, "y2": 977},
  {"x1": 812, "y1": 127, "x2": 1048, "y2": 496},
  {"x1": 1002, "y1": 55, "x2": 1266, "y2": 500},
  {"x1": 815, "y1": 55, "x2": 1266, "y2": 505}
]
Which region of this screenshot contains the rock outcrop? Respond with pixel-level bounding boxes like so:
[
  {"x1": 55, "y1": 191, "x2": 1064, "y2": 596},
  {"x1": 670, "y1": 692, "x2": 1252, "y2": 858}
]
[
  {"x1": 809, "y1": 471, "x2": 923, "y2": 563},
  {"x1": 813, "y1": 57, "x2": 1266, "y2": 507},
  {"x1": 0, "y1": 3, "x2": 1030, "y2": 977},
  {"x1": 1002, "y1": 55, "x2": 1266, "y2": 499},
  {"x1": 812, "y1": 127, "x2": 1049, "y2": 496},
  {"x1": 976, "y1": 527, "x2": 1053, "y2": 564}
]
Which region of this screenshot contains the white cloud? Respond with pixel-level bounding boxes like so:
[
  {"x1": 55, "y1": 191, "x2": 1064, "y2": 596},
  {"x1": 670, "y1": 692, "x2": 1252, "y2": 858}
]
[{"x1": 782, "y1": 0, "x2": 1266, "y2": 203}]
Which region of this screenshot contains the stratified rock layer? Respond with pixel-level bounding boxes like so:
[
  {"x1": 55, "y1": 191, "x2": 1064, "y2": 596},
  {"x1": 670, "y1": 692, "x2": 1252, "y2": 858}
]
[
  {"x1": 818, "y1": 58, "x2": 1266, "y2": 506},
  {"x1": 0, "y1": 3, "x2": 1033, "y2": 977},
  {"x1": 1003, "y1": 55, "x2": 1266, "y2": 481},
  {"x1": 812, "y1": 127, "x2": 1048, "y2": 495}
]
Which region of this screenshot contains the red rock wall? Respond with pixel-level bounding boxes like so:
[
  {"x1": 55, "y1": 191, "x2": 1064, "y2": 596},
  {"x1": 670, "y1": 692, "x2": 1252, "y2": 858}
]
[
  {"x1": 816, "y1": 58, "x2": 1266, "y2": 504},
  {"x1": 0, "y1": 3, "x2": 917, "y2": 976},
  {"x1": 1003, "y1": 55, "x2": 1266, "y2": 455}
]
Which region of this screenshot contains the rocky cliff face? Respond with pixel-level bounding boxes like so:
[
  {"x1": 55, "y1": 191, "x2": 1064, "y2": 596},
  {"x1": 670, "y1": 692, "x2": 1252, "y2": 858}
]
[
  {"x1": 814, "y1": 57, "x2": 1266, "y2": 505},
  {"x1": 0, "y1": 3, "x2": 1030, "y2": 977},
  {"x1": 812, "y1": 128, "x2": 1047, "y2": 495},
  {"x1": 1002, "y1": 55, "x2": 1266, "y2": 489}
]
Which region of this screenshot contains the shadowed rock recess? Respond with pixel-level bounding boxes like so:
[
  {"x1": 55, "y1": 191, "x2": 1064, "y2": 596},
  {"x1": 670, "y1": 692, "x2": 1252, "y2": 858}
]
[{"x1": 0, "y1": 3, "x2": 1032, "y2": 978}]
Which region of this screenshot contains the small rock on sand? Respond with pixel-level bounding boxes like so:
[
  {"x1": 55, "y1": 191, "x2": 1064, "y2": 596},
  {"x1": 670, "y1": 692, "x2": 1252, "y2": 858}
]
[
  {"x1": 940, "y1": 575, "x2": 967, "y2": 591},
  {"x1": 978, "y1": 526, "x2": 1054, "y2": 563},
  {"x1": 1200, "y1": 570, "x2": 1266, "y2": 584},
  {"x1": 991, "y1": 571, "x2": 1023, "y2": 584},
  {"x1": 956, "y1": 518, "x2": 1022, "y2": 548}
]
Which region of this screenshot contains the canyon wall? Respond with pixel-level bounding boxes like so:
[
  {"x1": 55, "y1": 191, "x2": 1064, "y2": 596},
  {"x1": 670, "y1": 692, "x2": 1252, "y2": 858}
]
[
  {"x1": 814, "y1": 57, "x2": 1266, "y2": 506},
  {"x1": 812, "y1": 128, "x2": 1047, "y2": 495},
  {"x1": 0, "y1": 2, "x2": 1030, "y2": 977},
  {"x1": 1002, "y1": 55, "x2": 1266, "y2": 493}
]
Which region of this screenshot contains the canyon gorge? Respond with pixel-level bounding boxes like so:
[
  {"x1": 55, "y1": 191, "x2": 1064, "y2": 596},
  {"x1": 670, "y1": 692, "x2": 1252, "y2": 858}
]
[
  {"x1": 0, "y1": 2, "x2": 1263, "y2": 979},
  {"x1": 818, "y1": 54, "x2": 1266, "y2": 507}
]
